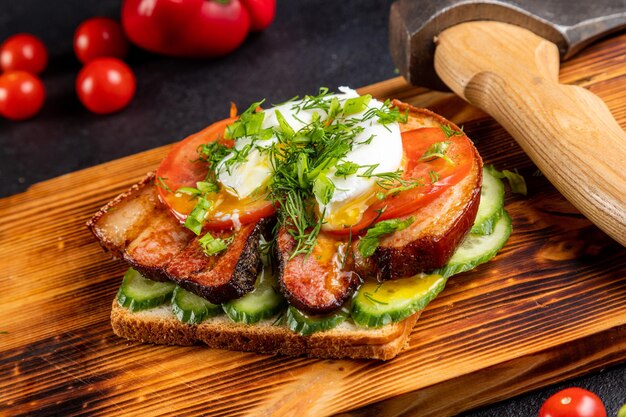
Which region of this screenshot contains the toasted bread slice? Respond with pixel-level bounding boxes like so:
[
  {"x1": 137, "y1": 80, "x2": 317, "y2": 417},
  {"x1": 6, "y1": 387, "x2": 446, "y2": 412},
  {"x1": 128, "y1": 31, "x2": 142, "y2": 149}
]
[{"x1": 110, "y1": 300, "x2": 420, "y2": 360}]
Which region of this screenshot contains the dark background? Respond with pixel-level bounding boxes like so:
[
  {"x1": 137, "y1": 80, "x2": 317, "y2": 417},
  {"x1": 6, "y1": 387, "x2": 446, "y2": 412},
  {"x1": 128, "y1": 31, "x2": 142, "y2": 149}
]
[{"x1": 1, "y1": 1, "x2": 624, "y2": 415}]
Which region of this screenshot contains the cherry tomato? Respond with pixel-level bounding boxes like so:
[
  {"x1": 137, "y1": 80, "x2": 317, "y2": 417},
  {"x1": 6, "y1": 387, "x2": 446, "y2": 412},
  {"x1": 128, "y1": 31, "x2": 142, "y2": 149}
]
[
  {"x1": 156, "y1": 117, "x2": 276, "y2": 229},
  {"x1": 0, "y1": 71, "x2": 45, "y2": 120},
  {"x1": 74, "y1": 17, "x2": 129, "y2": 64},
  {"x1": 0, "y1": 34, "x2": 48, "y2": 74},
  {"x1": 240, "y1": 0, "x2": 276, "y2": 31},
  {"x1": 539, "y1": 387, "x2": 606, "y2": 417},
  {"x1": 327, "y1": 125, "x2": 476, "y2": 235},
  {"x1": 76, "y1": 58, "x2": 135, "y2": 114}
]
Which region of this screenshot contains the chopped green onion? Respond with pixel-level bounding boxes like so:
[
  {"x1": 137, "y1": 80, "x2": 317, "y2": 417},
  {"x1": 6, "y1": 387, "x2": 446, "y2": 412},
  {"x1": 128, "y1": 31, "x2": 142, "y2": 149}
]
[
  {"x1": 198, "y1": 232, "x2": 232, "y2": 256},
  {"x1": 296, "y1": 153, "x2": 309, "y2": 188},
  {"x1": 312, "y1": 174, "x2": 335, "y2": 205},
  {"x1": 176, "y1": 187, "x2": 201, "y2": 196},
  {"x1": 196, "y1": 181, "x2": 219, "y2": 194},
  {"x1": 184, "y1": 197, "x2": 211, "y2": 235},
  {"x1": 343, "y1": 94, "x2": 372, "y2": 115},
  {"x1": 224, "y1": 100, "x2": 266, "y2": 139},
  {"x1": 428, "y1": 170, "x2": 440, "y2": 183},
  {"x1": 275, "y1": 109, "x2": 295, "y2": 137},
  {"x1": 335, "y1": 161, "x2": 360, "y2": 178}
]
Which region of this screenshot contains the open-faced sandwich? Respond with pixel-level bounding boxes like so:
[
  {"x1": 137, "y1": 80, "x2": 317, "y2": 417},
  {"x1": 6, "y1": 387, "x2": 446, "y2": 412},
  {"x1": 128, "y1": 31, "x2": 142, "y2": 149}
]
[{"x1": 88, "y1": 87, "x2": 512, "y2": 360}]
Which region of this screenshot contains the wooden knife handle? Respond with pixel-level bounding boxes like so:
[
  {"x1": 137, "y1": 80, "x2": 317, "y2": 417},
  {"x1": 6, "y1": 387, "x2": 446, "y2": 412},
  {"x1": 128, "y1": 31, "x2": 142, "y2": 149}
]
[{"x1": 434, "y1": 21, "x2": 626, "y2": 247}]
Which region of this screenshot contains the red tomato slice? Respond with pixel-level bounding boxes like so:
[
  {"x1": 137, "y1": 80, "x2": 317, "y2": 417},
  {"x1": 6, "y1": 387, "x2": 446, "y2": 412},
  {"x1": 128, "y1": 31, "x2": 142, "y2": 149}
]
[
  {"x1": 326, "y1": 126, "x2": 475, "y2": 236},
  {"x1": 156, "y1": 117, "x2": 276, "y2": 229}
]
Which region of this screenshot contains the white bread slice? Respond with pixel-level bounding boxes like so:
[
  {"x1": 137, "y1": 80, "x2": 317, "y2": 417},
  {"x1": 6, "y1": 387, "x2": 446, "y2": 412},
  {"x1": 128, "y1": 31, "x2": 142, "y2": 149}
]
[{"x1": 111, "y1": 300, "x2": 420, "y2": 360}]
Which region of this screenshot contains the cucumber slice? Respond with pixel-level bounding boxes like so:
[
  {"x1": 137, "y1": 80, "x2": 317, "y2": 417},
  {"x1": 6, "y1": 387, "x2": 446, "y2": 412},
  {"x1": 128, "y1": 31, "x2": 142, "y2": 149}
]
[
  {"x1": 171, "y1": 286, "x2": 222, "y2": 324},
  {"x1": 286, "y1": 305, "x2": 350, "y2": 336},
  {"x1": 471, "y1": 167, "x2": 505, "y2": 235},
  {"x1": 351, "y1": 273, "x2": 447, "y2": 328},
  {"x1": 117, "y1": 268, "x2": 176, "y2": 312},
  {"x1": 437, "y1": 211, "x2": 512, "y2": 278},
  {"x1": 223, "y1": 268, "x2": 286, "y2": 324}
]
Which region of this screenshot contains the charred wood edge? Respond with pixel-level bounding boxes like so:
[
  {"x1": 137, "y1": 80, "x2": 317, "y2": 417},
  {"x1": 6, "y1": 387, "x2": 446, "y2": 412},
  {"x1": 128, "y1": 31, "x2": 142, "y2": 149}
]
[
  {"x1": 173, "y1": 217, "x2": 274, "y2": 304},
  {"x1": 86, "y1": 171, "x2": 157, "y2": 259},
  {"x1": 345, "y1": 325, "x2": 626, "y2": 417}
]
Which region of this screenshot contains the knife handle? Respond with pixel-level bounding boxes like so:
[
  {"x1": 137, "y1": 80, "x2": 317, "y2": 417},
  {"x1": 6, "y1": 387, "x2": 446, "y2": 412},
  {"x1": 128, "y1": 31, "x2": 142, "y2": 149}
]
[{"x1": 434, "y1": 21, "x2": 626, "y2": 247}]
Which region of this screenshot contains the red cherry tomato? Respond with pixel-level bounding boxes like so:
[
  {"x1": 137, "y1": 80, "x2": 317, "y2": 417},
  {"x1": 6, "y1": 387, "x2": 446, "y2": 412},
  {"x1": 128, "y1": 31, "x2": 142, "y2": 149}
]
[
  {"x1": 539, "y1": 388, "x2": 606, "y2": 417},
  {"x1": 0, "y1": 34, "x2": 48, "y2": 74},
  {"x1": 327, "y1": 125, "x2": 476, "y2": 235},
  {"x1": 240, "y1": 0, "x2": 276, "y2": 31},
  {"x1": 156, "y1": 117, "x2": 276, "y2": 230},
  {"x1": 0, "y1": 71, "x2": 45, "y2": 120},
  {"x1": 76, "y1": 58, "x2": 135, "y2": 114},
  {"x1": 74, "y1": 17, "x2": 129, "y2": 64}
]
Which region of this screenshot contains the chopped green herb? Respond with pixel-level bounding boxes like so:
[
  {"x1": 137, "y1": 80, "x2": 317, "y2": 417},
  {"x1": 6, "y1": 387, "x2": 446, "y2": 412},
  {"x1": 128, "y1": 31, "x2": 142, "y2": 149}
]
[
  {"x1": 335, "y1": 161, "x2": 360, "y2": 178},
  {"x1": 312, "y1": 174, "x2": 335, "y2": 205},
  {"x1": 224, "y1": 100, "x2": 266, "y2": 139},
  {"x1": 502, "y1": 169, "x2": 527, "y2": 195},
  {"x1": 420, "y1": 141, "x2": 454, "y2": 165},
  {"x1": 156, "y1": 177, "x2": 173, "y2": 193},
  {"x1": 196, "y1": 181, "x2": 219, "y2": 194},
  {"x1": 176, "y1": 187, "x2": 201, "y2": 196},
  {"x1": 358, "y1": 217, "x2": 415, "y2": 257},
  {"x1": 275, "y1": 109, "x2": 295, "y2": 137},
  {"x1": 343, "y1": 94, "x2": 372, "y2": 115},
  {"x1": 198, "y1": 232, "x2": 233, "y2": 256},
  {"x1": 184, "y1": 197, "x2": 211, "y2": 235},
  {"x1": 486, "y1": 165, "x2": 527, "y2": 195},
  {"x1": 363, "y1": 292, "x2": 388, "y2": 305},
  {"x1": 429, "y1": 170, "x2": 440, "y2": 183},
  {"x1": 439, "y1": 123, "x2": 464, "y2": 139}
]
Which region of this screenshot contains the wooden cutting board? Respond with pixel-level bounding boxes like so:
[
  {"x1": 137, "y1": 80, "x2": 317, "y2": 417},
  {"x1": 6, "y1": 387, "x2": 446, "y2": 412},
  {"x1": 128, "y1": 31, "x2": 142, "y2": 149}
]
[{"x1": 2, "y1": 33, "x2": 626, "y2": 417}]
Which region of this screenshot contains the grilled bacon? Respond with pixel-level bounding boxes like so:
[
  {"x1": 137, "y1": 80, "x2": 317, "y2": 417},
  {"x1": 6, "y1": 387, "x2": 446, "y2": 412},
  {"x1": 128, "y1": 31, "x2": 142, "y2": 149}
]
[
  {"x1": 88, "y1": 173, "x2": 271, "y2": 303},
  {"x1": 353, "y1": 150, "x2": 482, "y2": 280},
  {"x1": 277, "y1": 228, "x2": 361, "y2": 315}
]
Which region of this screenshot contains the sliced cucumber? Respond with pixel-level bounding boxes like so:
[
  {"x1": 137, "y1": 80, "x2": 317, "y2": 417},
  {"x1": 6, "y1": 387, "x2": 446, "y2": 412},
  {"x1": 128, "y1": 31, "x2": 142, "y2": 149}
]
[
  {"x1": 351, "y1": 273, "x2": 447, "y2": 328},
  {"x1": 171, "y1": 286, "x2": 222, "y2": 324},
  {"x1": 287, "y1": 305, "x2": 350, "y2": 336},
  {"x1": 471, "y1": 167, "x2": 505, "y2": 235},
  {"x1": 437, "y1": 211, "x2": 512, "y2": 278},
  {"x1": 223, "y1": 268, "x2": 286, "y2": 324},
  {"x1": 117, "y1": 268, "x2": 176, "y2": 312}
]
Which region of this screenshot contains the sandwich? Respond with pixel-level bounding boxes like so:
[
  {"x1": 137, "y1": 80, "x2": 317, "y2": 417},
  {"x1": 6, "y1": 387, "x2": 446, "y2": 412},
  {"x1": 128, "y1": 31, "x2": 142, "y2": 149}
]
[{"x1": 88, "y1": 87, "x2": 512, "y2": 360}]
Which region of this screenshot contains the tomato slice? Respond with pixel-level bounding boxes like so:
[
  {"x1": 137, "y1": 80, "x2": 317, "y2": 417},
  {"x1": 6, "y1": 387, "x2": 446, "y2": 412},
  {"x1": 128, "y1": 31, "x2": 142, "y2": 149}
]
[
  {"x1": 326, "y1": 126, "x2": 475, "y2": 236},
  {"x1": 156, "y1": 117, "x2": 276, "y2": 229}
]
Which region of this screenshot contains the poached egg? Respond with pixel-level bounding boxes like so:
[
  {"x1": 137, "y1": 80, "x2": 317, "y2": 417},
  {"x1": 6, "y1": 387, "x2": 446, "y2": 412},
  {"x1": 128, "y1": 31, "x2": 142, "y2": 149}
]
[{"x1": 217, "y1": 87, "x2": 403, "y2": 230}]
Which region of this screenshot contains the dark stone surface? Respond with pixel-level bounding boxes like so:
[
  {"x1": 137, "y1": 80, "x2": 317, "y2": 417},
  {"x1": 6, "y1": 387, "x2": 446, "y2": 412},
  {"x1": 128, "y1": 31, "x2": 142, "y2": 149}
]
[{"x1": 1, "y1": 0, "x2": 623, "y2": 415}]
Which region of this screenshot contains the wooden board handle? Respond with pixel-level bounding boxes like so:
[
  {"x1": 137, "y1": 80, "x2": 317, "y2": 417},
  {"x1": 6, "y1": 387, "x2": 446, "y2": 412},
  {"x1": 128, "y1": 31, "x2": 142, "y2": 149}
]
[{"x1": 434, "y1": 21, "x2": 626, "y2": 246}]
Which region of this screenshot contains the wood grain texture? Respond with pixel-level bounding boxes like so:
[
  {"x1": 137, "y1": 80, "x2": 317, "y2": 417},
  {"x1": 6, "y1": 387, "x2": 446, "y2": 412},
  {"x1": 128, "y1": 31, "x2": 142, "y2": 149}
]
[
  {"x1": 434, "y1": 21, "x2": 626, "y2": 247},
  {"x1": 2, "y1": 32, "x2": 626, "y2": 417}
]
